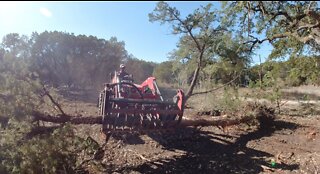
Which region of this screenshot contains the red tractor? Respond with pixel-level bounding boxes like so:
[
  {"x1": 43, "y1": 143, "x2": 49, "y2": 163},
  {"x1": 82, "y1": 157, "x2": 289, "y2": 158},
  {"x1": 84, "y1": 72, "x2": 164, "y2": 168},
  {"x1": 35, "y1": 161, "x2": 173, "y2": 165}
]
[{"x1": 98, "y1": 71, "x2": 185, "y2": 136}]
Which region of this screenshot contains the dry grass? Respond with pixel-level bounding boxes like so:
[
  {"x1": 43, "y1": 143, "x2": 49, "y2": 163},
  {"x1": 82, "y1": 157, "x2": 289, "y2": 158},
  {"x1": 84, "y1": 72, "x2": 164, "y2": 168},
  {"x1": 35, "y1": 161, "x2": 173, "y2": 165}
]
[{"x1": 281, "y1": 85, "x2": 320, "y2": 96}]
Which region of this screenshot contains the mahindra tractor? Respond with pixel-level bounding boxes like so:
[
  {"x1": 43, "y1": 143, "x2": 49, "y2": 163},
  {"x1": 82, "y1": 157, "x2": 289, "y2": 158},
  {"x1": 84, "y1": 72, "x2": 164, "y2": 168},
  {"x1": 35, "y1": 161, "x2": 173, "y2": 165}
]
[{"x1": 98, "y1": 71, "x2": 185, "y2": 138}]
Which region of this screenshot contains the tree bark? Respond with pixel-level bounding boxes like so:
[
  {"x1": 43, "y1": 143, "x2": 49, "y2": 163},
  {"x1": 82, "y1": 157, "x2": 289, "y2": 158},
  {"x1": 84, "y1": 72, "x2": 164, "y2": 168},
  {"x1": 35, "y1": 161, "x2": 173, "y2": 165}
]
[
  {"x1": 185, "y1": 65, "x2": 201, "y2": 100},
  {"x1": 32, "y1": 111, "x2": 102, "y2": 124},
  {"x1": 32, "y1": 111, "x2": 255, "y2": 128}
]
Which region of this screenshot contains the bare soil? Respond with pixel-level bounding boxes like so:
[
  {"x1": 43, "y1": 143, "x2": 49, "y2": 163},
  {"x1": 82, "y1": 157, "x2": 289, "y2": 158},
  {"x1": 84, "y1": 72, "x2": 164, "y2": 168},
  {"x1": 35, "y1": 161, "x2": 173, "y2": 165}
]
[{"x1": 58, "y1": 87, "x2": 320, "y2": 174}]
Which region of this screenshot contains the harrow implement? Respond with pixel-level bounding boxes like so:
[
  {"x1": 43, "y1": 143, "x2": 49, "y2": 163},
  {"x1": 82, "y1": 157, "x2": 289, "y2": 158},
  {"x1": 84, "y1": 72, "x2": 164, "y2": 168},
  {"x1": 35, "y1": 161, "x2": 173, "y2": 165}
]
[{"x1": 98, "y1": 71, "x2": 185, "y2": 136}]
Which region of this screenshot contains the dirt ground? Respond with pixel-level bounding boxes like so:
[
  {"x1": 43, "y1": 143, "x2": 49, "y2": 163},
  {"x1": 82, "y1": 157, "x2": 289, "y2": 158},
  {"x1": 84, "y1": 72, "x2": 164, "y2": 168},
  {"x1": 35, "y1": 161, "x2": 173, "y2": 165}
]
[{"x1": 57, "y1": 86, "x2": 320, "y2": 174}]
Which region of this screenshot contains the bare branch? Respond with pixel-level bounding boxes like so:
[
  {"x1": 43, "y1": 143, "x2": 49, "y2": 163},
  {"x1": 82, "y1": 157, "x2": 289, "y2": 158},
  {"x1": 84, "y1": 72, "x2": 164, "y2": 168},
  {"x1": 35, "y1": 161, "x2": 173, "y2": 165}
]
[
  {"x1": 269, "y1": 11, "x2": 293, "y2": 23},
  {"x1": 32, "y1": 111, "x2": 102, "y2": 124},
  {"x1": 42, "y1": 86, "x2": 66, "y2": 115},
  {"x1": 191, "y1": 70, "x2": 243, "y2": 96},
  {"x1": 258, "y1": 1, "x2": 266, "y2": 16},
  {"x1": 244, "y1": 33, "x2": 289, "y2": 52},
  {"x1": 297, "y1": 22, "x2": 320, "y2": 32},
  {"x1": 168, "y1": 7, "x2": 203, "y2": 52}
]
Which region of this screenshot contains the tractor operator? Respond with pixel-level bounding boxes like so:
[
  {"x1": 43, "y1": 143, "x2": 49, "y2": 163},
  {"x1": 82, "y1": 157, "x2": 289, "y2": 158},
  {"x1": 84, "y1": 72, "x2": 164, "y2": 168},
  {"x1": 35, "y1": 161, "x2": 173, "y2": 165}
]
[{"x1": 118, "y1": 64, "x2": 130, "y2": 80}]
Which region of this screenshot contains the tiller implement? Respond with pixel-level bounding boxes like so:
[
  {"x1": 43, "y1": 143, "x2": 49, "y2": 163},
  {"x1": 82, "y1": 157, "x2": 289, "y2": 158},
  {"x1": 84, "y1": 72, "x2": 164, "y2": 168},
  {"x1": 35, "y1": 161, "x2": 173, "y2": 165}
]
[{"x1": 98, "y1": 71, "x2": 185, "y2": 137}]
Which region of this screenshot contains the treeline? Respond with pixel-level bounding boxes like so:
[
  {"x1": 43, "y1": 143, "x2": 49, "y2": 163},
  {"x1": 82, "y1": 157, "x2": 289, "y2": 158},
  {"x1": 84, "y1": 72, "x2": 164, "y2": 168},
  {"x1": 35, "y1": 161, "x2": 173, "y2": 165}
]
[
  {"x1": 1, "y1": 31, "x2": 319, "y2": 92},
  {"x1": 248, "y1": 56, "x2": 320, "y2": 87},
  {"x1": 0, "y1": 31, "x2": 156, "y2": 90},
  {"x1": 154, "y1": 56, "x2": 320, "y2": 88}
]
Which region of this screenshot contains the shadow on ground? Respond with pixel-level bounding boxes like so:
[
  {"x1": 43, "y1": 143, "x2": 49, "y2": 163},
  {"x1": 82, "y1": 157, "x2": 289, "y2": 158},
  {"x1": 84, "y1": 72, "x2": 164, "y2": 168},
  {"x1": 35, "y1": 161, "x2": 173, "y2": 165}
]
[{"x1": 115, "y1": 120, "x2": 300, "y2": 174}]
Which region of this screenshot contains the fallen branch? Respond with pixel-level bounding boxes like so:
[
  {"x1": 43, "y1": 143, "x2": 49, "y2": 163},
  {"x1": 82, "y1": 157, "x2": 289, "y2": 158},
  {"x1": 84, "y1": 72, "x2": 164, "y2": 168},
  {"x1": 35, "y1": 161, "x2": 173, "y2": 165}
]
[
  {"x1": 32, "y1": 112, "x2": 255, "y2": 128},
  {"x1": 178, "y1": 116, "x2": 253, "y2": 128},
  {"x1": 32, "y1": 111, "x2": 102, "y2": 124},
  {"x1": 31, "y1": 105, "x2": 274, "y2": 132},
  {"x1": 42, "y1": 86, "x2": 66, "y2": 115}
]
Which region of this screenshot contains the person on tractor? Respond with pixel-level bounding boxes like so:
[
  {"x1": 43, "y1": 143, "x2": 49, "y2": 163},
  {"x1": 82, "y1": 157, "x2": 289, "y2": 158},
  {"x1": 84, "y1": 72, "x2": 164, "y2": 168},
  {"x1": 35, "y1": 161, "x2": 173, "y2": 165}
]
[{"x1": 118, "y1": 64, "x2": 132, "y2": 82}]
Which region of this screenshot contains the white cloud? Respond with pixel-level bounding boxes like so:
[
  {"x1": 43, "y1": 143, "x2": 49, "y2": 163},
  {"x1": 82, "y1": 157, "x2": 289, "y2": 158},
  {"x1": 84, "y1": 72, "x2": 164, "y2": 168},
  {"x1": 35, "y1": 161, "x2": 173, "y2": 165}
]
[{"x1": 40, "y1": 7, "x2": 52, "y2": 17}]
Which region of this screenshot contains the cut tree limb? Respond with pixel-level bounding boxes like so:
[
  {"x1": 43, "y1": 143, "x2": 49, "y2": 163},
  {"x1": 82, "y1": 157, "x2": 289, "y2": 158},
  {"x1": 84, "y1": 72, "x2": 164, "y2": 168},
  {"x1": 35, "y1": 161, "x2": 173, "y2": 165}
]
[
  {"x1": 178, "y1": 116, "x2": 253, "y2": 128},
  {"x1": 32, "y1": 111, "x2": 255, "y2": 128},
  {"x1": 32, "y1": 111, "x2": 102, "y2": 124}
]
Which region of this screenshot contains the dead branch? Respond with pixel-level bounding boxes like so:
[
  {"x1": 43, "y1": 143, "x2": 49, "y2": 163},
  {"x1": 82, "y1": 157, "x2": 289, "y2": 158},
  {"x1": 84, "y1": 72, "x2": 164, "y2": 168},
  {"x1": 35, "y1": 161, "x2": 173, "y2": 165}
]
[
  {"x1": 31, "y1": 104, "x2": 274, "y2": 134},
  {"x1": 32, "y1": 112, "x2": 255, "y2": 128},
  {"x1": 42, "y1": 86, "x2": 66, "y2": 115},
  {"x1": 178, "y1": 115, "x2": 253, "y2": 128},
  {"x1": 244, "y1": 33, "x2": 288, "y2": 52},
  {"x1": 191, "y1": 70, "x2": 243, "y2": 96},
  {"x1": 32, "y1": 111, "x2": 102, "y2": 124}
]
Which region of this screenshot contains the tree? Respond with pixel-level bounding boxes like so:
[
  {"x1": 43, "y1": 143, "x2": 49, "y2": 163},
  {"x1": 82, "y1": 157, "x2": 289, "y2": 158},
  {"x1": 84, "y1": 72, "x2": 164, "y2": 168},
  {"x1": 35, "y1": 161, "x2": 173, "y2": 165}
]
[
  {"x1": 149, "y1": 2, "x2": 225, "y2": 100},
  {"x1": 153, "y1": 61, "x2": 175, "y2": 84},
  {"x1": 221, "y1": 1, "x2": 320, "y2": 58},
  {"x1": 124, "y1": 57, "x2": 156, "y2": 84},
  {"x1": 28, "y1": 31, "x2": 128, "y2": 89},
  {"x1": 286, "y1": 55, "x2": 320, "y2": 86},
  {"x1": 0, "y1": 54, "x2": 99, "y2": 173},
  {"x1": 1, "y1": 33, "x2": 31, "y2": 59},
  {"x1": 204, "y1": 33, "x2": 252, "y2": 86}
]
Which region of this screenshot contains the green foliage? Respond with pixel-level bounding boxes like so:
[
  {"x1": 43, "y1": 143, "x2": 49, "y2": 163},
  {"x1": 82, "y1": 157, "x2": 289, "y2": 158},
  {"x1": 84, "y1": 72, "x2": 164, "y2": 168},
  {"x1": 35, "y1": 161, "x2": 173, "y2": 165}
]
[
  {"x1": 247, "y1": 60, "x2": 285, "y2": 113},
  {"x1": 221, "y1": 1, "x2": 320, "y2": 59},
  {"x1": 149, "y1": 2, "x2": 253, "y2": 95},
  {"x1": 286, "y1": 56, "x2": 320, "y2": 86},
  {"x1": 153, "y1": 61, "x2": 175, "y2": 84},
  {"x1": 0, "y1": 52, "x2": 100, "y2": 173},
  {"x1": 150, "y1": 2, "x2": 239, "y2": 98},
  {"x1": 263, "y1": 72, "x2": 282, "y2": 101},
  {"x1": 0, "y1": 32, "x2": 159, "y2": 90},
  {"x1": 29, "y1": 31, "x2": 129, "y2": 88},
  {"x1": 0, "y1": 122, "x2": 86, "y2": 174},
  {"x1": 124, "y1": 57, "x2": 156, "y2": 84},
  {"x1": 219, "y1": 87, "x2": 242, "y2": 113},
  {"x1": 247, "y1": 55, "x2": 320, "y2": 87},
  {"x1": 0, "y1": 31, "x2": 161, "y2": 173},
  {"x1": 150, "y1": 1, "x2": 319, "y2": 91},
  {"x1": 0, "y1": 54, "x2": 42, "y2": 123}
]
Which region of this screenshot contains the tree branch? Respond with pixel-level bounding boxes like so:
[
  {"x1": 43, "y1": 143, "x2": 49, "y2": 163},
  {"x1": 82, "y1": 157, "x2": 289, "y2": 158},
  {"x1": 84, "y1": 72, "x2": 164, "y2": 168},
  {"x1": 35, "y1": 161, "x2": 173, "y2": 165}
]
[
  {"x1": 244, "y1": 33, "x2": 289, "y2": 52},
  {"x1": 178, "y1": 115, "x2": 253, "y2": 128},
  {"x1": 170, "y1": 10, "x2": 203, "y2": 52},
  {"x1": 31, "y1": 111, "x2": 259, "y2": 130},
  {"x1": 297, "y1": 22, "x2": 320, "y2": 32},
  {"x1": 42, "y1": 86, "x2": 66, "y2": 115},
  {"x1": 191, "y1": 70, "x2": 243, "y2": 96},
  {"x1": 32, "y1": 111, "x2": 102, "y2": 124},
  {"x1": 305, "y1": 9, "x2": 320, "y2": 23}
]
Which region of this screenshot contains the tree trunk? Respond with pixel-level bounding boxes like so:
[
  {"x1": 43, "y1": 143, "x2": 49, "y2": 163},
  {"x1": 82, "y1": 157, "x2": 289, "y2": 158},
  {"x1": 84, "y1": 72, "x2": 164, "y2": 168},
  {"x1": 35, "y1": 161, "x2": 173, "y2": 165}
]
[
  {"x1": 32, "y1": 112, "x2": 255, "y2": 128},
  {"x1": 185, "y1": 65, "x2": 201, "y2": 100},
  {"x1": 33, "y1": 111, "x2": 102, "y2": 124}
]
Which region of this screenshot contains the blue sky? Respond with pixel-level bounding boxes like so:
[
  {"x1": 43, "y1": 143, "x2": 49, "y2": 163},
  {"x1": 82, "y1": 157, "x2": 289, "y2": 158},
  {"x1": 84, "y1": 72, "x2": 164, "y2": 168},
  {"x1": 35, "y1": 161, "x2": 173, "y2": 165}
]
[{"x1": 0, "y1": 1, "x2": 271, "y2": 64}]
